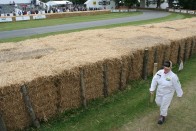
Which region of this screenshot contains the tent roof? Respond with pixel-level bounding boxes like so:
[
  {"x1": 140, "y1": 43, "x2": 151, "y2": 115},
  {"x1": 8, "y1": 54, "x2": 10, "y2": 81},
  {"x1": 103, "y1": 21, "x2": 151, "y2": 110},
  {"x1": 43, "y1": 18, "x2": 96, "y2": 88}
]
[
  {"x1": 46, "y1": 1, "x2": 72, "y2": 6},
  {"x1": 84, "y1": 0, "x2": 90, "y2": 4}
]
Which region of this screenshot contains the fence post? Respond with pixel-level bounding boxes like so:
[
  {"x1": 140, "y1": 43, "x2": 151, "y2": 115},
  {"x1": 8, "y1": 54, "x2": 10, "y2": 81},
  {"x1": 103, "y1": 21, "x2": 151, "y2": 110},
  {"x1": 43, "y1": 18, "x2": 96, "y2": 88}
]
[
  {"x1": 0, "y1": 112, "x2": 6, "y2": 131},
  {"x1": 119, "y1": 62, "x2": 126, "y2": 91},
  {"x1": 183, "y1": 42, "x2": 188, "y2": 62},
  {"x1": 103, "y1": 63, "x2": 109, "y2": 97},
  {"x1": 80, "y1": 69, "x2": 87, "y2": 109},
  {"x1": 21, "y1": 85, "x2": 40, "y2": 128},
  {"x1": 154, "y1": 48, "x2": 158, "y2": 63},
  {"x1": 153, "y1": 63, "x2": 158, "y2": 76},
  {"x1": 162, "y1": 47, "x2": 167, "y2": 65},
  {"x1": 142, "y1": 49, "x2": 149, "y2": 80},
  {"x1": 177, "y1": 45, "x2": 181, "y2": 65},
  {"x1": 189, "y1": 39, "x2": 195, "y2": 58}
]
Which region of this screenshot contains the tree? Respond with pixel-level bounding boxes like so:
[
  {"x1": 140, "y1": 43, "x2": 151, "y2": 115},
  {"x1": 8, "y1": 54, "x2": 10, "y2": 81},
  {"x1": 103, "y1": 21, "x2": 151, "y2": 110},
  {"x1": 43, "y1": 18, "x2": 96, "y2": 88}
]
[
  {"x1": 40, "y1": 0, "x2": 50, "y2": 3},
  {"x1": 122, "y1": 0, "x2": 138, "y2": 7},
  {"x1": 168, "y1": 0, "x2": 174, "y2": 8},
  {"x1": 69, "y1": 0, "x2": 86, "y2": 4},
  {"x1": 156, "y1": 0, "x2": 160, "y2": 8},
  {"x1": 40, "y1": 0, "x2": 87, "y2": 5},
  {"x1": 178, "y1": 0, "x2": 196, "y2": 10}
]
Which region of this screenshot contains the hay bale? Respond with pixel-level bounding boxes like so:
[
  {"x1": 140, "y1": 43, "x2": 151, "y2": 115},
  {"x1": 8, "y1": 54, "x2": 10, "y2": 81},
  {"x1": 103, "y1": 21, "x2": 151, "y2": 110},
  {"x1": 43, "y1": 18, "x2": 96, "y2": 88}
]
[
  {"x1": 105, "y1": 58, "x2": 122, "y2": 94},
  {"x1": 147, "y1": 47, "x2": 156, "y2": 76},
  {"x1": 185, "y1": 37, "x2": 193, "y2": 60},
  {"x1": 169, "y1": 41, "x2": 180, "y2": 64},
  {"x1": 57, "y1": 69, "x2": 81, "y2": 112},
  {"x1": 129, "y1": 50, "x2": 144, "y2": 80},
  {"x1": 83, "y1": 61, "x2": 104, "y2": 101},
  {"x1": 120, "y1": 55, "x2": 131, "y2": 90},
  {"x1": 192, "y1": 36, "x2": 196, "y2": 54},
  {"x1": 46, "y1": 10, "x2": 110, "y2": 19},
  {"x1": 0, "y1": 85, "x2": 31, "y2": 130},
  {"x1": 179, "y1": 39, "x2": 186, "y2": 62},
  {"x1": 26, "y1": 76, "x2": 58, "y2": 121}
]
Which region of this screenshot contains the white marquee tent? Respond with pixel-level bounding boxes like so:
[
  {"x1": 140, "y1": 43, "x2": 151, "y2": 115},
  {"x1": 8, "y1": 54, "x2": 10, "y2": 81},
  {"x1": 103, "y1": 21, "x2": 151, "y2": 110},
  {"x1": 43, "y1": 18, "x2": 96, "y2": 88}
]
[
  {"x1": 84, "y1": 0, "x2": 115, "y2": 10},
  {"x1": 46, "y1": 1, "x2": 73, "y2": 6},
  {"x1": 0, "y1": 0, "x2": 31, "y2": 4}
]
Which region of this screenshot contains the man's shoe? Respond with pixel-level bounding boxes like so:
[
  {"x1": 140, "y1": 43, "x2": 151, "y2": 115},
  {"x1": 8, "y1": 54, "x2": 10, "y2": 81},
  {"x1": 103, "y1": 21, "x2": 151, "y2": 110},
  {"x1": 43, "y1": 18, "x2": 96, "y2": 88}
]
[{"x1": 157, "y1": 116, "x2": 165, "y2": 125}]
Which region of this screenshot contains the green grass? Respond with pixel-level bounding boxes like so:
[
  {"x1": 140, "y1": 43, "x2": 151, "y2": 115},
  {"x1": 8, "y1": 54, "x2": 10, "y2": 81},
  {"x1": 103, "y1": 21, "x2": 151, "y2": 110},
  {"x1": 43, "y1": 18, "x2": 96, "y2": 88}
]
[
  {"x1": 31, "y1": 54, "x2": 196, "y2": 131},
  {"x1": 0, "y1": 12, "x2": 195, "y2": 43},
  {"x1": 0, "y1": 12, "x2": 142, "y2": 32}
]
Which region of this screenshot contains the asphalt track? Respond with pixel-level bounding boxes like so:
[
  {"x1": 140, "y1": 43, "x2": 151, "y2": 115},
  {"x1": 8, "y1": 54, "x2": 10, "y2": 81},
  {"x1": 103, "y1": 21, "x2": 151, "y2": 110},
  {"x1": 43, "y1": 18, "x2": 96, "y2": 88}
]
[{"x1": 0, "y1": 10, "x2": 170, "y2": 39}]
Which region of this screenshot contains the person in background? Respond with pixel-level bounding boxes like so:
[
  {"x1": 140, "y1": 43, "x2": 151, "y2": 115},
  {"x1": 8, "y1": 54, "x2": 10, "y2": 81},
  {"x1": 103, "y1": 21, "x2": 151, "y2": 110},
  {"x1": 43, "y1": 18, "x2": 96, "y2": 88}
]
[{"x1": 149, "y1": 60, "x2": 183, "y2": 125}]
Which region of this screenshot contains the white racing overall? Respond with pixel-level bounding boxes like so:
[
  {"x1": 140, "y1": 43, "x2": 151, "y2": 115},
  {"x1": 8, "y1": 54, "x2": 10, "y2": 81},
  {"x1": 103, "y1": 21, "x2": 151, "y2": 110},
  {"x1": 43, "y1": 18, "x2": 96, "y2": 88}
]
[{"x1": 150, "y1": 69, "x2": 183, "y2": 116}]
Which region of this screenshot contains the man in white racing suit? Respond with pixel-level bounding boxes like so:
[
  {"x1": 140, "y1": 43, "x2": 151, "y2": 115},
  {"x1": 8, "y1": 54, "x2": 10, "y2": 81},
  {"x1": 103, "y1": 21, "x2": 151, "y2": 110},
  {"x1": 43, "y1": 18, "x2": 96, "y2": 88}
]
[{"x1": 149, "y1": 60, "x2": 183, "y2": 124}]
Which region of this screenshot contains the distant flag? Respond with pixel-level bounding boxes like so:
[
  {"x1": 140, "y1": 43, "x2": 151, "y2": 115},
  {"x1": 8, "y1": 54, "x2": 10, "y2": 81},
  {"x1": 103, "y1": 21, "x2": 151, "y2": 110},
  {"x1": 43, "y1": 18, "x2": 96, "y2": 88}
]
[{"x1": 178, "y1": 60, "x2": 183, "y2": 71}]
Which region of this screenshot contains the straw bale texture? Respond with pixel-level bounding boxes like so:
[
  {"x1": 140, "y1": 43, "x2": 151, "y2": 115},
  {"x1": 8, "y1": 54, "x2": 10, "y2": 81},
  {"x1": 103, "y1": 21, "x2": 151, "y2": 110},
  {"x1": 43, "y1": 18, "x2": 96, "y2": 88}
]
[
  {"x1": 105, "y1": 58, "x2": 122, "y2": 94},
  {"x1": 26, "y1": 76, "x2": 58, "y2": 121},
  {"x1": 56, "y1": 68, "x2": 81, "y2": 112},
  {"x1": 129, "y1": 50, "x2": 144, "y2": 80},
  {"x1": 192, "y1": 36, "x2": 196, "y2": 54},
  {"x1": 120, "y1": 55, "x2": 132, "y2": 89},
  {"x1": 147, "y1": 47, "x2": 156, "y2": 76},
  {"x1": 45, "y1": 10, "x2": 110, "y2": 19},
  {"x1": 0, "y1": 18, "x2": 196, "y2": 130},
  {"x1": 179, "y1": 39, "x2": 186, "y2": 62},
  {"x1": 83, "y1": 62, "x2": 104, "y2": 101},
  {"x1": 0, "y1": 85, "x2": 31, "y2": 130},
  {"x1": 185, "y1": 37, "x2": 193, "y2": 60},
  {"x1": 169, "y1": 40, "x2": 180, "y2": 64}
]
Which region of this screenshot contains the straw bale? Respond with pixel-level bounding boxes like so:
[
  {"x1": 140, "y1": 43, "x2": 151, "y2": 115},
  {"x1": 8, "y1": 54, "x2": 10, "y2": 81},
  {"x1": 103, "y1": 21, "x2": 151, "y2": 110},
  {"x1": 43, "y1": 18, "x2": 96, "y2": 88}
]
[
  {"x1": 129, "y1": 50, "x2": 144, "y2": 80},
  {"x1": 0, "y1": 85, "x2": 31, "y2": 130},
  {"x1": 185, "y1": 37, "x2": 193, "y2": 60},
  {"x1": 105, "y1": 58, "x2": 122, "y2": 94},
  {"x1": 163, "y1": 44, "x2": 171, "y2": 61},
  {"x1": 192, "y1": 36, "x2": 196, "y2": 54},
  {"x1": 147, "y1": 46, "x2": 156, "y2": 76},
  {"x1": 120, "y1": 55, "x2": 132, "y2": 89},
  {"x1": 154, "y1": 45, "x2": 165, "y2": 69},
  {"x1": 56, "y1": 68, "x2": 81, "y2": 112},
  {"x1": 124, "y1": 55, "x2": 133, "y2": 81},
  {"x1": 27, "y1": 76, "x2": 58, "y2": 121},
  {"x1": 169, "y1": 40, "x2": 180, "y2": 64},
  {"x1": 83, "y1": 61, "x2": 104, "y2": 101},
  {"x1": 179, "y1": 39, "x2": 186, "y2": 62},
  {"x1": 46, "y1": 10, "x2": 110, "y2": 19}
]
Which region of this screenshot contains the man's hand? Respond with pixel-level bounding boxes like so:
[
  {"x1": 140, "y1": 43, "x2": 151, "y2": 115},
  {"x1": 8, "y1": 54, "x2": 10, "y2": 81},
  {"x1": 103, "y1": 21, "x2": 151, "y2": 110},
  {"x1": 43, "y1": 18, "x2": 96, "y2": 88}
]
[
  {"x1": 150, "y1": 91, "x2": 154, "y2": 95},
  {"x1": 150, "y1": 91, "x2": 154, "y2": 103}
]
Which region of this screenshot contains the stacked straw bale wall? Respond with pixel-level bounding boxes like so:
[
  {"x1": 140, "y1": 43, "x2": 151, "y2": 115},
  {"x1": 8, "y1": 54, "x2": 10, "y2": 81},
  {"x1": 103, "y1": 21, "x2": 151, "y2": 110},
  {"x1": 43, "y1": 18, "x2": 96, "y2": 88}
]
[
  {"x1": 0, "y1": 18, "x2": 196, "y2": 130},
  {"x1": 45, "y1": 10, "x2": 110, "y2": 19}
]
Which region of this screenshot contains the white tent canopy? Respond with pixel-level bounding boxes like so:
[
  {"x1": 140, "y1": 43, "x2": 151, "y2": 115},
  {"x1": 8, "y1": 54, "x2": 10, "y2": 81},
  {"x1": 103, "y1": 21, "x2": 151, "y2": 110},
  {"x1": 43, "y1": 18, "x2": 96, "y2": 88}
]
[
  {"x1": 46, "y1": 1, "x2": 72, "y2": 6},
  {"x1": 0, "y1": 0, "x2": 31, "y2": 4}
]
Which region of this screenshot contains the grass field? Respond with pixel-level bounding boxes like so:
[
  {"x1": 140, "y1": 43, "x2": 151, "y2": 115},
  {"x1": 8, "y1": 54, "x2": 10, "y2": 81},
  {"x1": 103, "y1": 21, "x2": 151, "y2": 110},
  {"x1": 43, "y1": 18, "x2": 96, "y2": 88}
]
[{"x1": 30, "y1": 55, "x2": 196, "y2": 131}]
